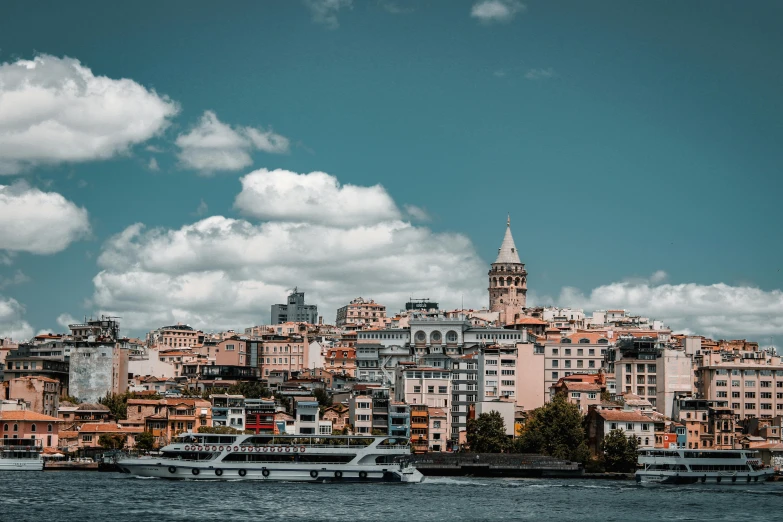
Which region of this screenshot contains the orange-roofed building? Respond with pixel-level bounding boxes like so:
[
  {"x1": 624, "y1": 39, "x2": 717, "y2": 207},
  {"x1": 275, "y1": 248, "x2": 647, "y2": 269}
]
[
  {"x1": 550, "y1": 375, "x2": 606, "y2": 413},
  {"x1": 59, "y1": 422, "x2": 144, "y2": 451},
  {"x1": 585, "y1": 407, "x2": 656, "y2": 454},
  {"x1": 324, "y1": 348, "x2": 356, "y2": 377},
  {"x1": 0, "y1": 410, "x2": 61, "y2": 449}
]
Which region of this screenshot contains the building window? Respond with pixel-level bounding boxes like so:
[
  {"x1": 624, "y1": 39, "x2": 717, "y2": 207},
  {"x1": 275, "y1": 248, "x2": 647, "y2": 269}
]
[
  {"x1": 30, "y1": 424, "x2": 36, "y2": 432},
  {"x1": 438, "y1": 386, "x2": 447, "y2": 394},
  {"x1": 413, "y1": 386, "x2": 421, "y2": 393},
  {"x1": 47, "y1": 424, "x2": 52, "y2": 433},
  {"x1": 82, "y1": 435, "x2": 93, "y2": 442},
  {"x1": 588, "y1": 392, "x2": 596, "y2": 400},
  {"x1": 552, "y1": 372, "x2": 559, "y2": 379}
]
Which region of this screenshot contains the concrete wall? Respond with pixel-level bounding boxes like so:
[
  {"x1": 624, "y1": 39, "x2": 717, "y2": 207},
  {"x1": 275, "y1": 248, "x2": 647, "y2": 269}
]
[{"x1": 69, "y1": 346, "x2": 128, "y2": 403}]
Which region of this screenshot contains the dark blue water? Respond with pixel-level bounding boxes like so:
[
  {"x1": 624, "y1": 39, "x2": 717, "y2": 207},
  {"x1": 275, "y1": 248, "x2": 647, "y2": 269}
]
[{"x1": 2, "y1": 472, "x2": 782, "y2": 521}]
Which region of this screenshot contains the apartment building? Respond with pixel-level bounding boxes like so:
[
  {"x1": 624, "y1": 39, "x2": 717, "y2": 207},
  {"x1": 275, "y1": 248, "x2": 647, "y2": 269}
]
[
  {"x1": 697, "y1": 351, "x2": 783, "y2": 420},
  {"x1": 336, "y1": 297, "x2": 388, "y2": 328},
  {"x1": 394, "y1": 367, "x2": 451, "y2": 409},
  {"x1": 349, "y1": 395, "x2": 373, "y2": 435},
  {"x1": 610, "y1": 336, "x2": 693, "y2": 417}
]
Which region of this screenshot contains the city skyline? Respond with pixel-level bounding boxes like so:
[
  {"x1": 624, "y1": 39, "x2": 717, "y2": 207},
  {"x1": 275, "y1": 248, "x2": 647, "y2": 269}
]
[{"x1": 0, "y1": 1, "x2": 782, "y2": 345}]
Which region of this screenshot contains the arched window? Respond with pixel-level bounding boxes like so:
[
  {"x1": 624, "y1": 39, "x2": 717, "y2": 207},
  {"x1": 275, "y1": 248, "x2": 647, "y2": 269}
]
[
  {"x1": 579, "y1": 338, "x2": 590, "y2": 344},
  {"x1": 446, "y1": 331, "x2": 458, "y2": 343},
  {"x1": 12, "y1": 424, "x2": 18, "y2": 432},
  {"x1": 514, "y1": 277, "x2": 520, "y2": 286},
  {"x1": 506, "y1": 276, "x2": 513, "y2": 286},
  {"x1": 597, "y1": 339, "x2": 609, "y2": 344},
  {"x1": 31, "y1": 424, "x2": 36, "y2": 432},
  {"x1": 2, "y1": 423, "x2": 7, "y2": 432},
  {"x1": 561, "y1": 338, "x2": 572, "y2": 344},
  {"x1": 47, "y1": 424, "x2": 53, "y2": 433},
  {"x1": 430, "y1": 331, "x2": 442, "y2": 344}
]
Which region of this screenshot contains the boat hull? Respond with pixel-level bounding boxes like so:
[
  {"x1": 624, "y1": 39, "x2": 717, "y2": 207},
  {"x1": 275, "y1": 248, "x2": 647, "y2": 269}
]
[
  {"x1": 119, "y1": 458, "x2": 424, "y2": 483},
  {"x1": 0, "y1": 458, "x2": 44, "y2": 471},
  {"x1": 635, "y1": 469, "x2": 774, "y2": 485}
]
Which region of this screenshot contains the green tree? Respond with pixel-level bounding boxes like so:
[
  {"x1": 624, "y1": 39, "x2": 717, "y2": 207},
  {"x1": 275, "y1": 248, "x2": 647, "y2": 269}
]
[
  {"x1": 99, "y1": 391, "x2": 163, "y2": 421},
  {"x1": 98, "y1": 433, "x2": 127, "y2": 449},
  {"x1": 135, "y1": 431, "x2": 156, "y2": 452},
  {"x1": 99, "y1": 392, "x2": 130, "y2": 420},
  {"x1": 226, "y1": 381, "x2": 269, "y2": 399},
  {"x1": 313, "y1": 387, "x2": 333, "y2": 408},
  {"x1": 466, "y1": 411, "x2": 509, "y2": 453},
  {"x1": 514, "y1": 393, "x2": 588, "y2": 463},
  {"x1": 601, "y1": 429, "x2": 639, "y2": 472}
]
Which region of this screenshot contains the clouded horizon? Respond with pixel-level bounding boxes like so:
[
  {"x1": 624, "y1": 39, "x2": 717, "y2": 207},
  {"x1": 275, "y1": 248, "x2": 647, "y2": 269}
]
[{"x1": 0, "y1": 1, "x2": 781, "y2": 348}]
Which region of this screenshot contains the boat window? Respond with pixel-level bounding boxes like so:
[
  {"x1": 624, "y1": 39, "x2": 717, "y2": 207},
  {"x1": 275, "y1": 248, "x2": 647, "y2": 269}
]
[
  {"x1": 378, "y1": 438, "x2": 409, "y2": 447},
  {"x1": 222, "y1": 453, "x2": 355, "y2": 463}
]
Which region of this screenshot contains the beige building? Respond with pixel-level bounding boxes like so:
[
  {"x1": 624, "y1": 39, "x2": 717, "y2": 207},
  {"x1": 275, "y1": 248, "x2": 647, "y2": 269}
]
[
  {"x1": 147, "y1": 324, "x2": 202, "y2": 348},
  {"x1": 260, "y1": 337, "x2": 308, "y2": 378},
  {"x1": 697, "y1": 351, "x2": 783, "y2": 420},
  {"x1": 336, "y1": 298, "x2": 389, "y2": 328},
  {"x1": 6, "y1": 376, "x2": 60, "y2": 417},
  {"x1": 394, "y1": 367, "x2": 451, "y2": 408},
  {"x1": 544, "y1": 331, "x2": 610, "y2": 399}
]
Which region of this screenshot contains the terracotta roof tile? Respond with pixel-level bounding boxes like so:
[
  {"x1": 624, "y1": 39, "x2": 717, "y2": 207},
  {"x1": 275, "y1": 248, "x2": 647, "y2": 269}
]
[
  {"x1": 0, "y1": 411, "x2": 62, "y2": 422},
  {"x1": 597, "y1": 410, "x2": 651, "y2": 423}
]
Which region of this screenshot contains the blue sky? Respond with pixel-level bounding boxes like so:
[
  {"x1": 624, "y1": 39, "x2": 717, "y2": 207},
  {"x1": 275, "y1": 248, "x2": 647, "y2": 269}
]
[{"x1": 0, "y1": 0, "x2": 781, "y2": 344}]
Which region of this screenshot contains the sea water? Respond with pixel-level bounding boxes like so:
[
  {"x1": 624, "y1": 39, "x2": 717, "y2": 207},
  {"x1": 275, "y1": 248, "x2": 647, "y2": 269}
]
[{"x1": 2, "y1": 472, "x2": 782, "y2": 521}]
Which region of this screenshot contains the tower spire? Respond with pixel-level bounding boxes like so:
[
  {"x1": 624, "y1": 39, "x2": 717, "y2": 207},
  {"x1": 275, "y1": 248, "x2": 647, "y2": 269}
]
[{"x1": 494, "y1": 216, "x2": 521, "y2": 264}]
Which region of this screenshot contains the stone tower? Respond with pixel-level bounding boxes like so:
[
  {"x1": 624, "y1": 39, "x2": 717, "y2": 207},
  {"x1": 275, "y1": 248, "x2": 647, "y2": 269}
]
[{"x1": 488, "y1": 216, "x2": 527, "y2": 324}]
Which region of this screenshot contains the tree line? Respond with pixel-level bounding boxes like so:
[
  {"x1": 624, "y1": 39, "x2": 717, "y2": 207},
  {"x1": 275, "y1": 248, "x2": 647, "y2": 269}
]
[{"x1": 466, "y1": 394, "x2": 639, "y2": 473}]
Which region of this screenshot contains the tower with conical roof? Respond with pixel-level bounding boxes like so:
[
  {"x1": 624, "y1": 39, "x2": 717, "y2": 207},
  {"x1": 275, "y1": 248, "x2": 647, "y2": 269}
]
[{"x1": 488, "y1": 216, "x2": 527, "y2": 324}]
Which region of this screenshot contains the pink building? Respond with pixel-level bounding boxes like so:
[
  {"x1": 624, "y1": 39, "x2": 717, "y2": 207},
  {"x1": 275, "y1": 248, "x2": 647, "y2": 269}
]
[
  {"x1": 59, "y1": 422, "x2": 143, "y2": 450},
  {"x1": 0, "y1": 410, "x2": 61, "y2": 448},
  {"x1": 6, "y1": 376, "x2": 61, "y2": 417},
  {"x1": 428, "y1": 407, "x2": 449, "y2": 452},
  {"x1": 260, "y1": 338, "x2": 307, "y2": 378}
]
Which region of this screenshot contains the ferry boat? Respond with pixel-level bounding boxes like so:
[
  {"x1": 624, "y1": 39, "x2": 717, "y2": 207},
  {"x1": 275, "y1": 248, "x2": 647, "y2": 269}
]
[
  {"x1": 636, "y1": 448, "x2": 774, "y2": 484},
  {"x1": 0, "y1": 439, "x2": 44, "y2": 471},
  {"x1": 119, "y1": 433, "x2": 424, "y2": 483}
]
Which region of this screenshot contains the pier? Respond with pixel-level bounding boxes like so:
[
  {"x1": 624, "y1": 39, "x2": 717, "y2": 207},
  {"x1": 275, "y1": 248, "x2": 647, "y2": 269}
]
[{"x1": 408, "y1": 453, "x2": 583, "y2": 478}]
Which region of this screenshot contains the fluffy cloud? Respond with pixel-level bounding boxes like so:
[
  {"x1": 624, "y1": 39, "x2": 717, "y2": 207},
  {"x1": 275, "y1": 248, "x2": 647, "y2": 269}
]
[
  {"x1": 524, "y1": 68, "x2": 555, "y2": 80},
  {"x1": 0, "y1": 54, "x2": 178, "y2": 174},
  {"x1": 91, "y1": 170, "x2": 487, "y2": 332},
  {"x1": 471, "y1": 0, "x2": 526, "y2": 24},
  {"x1": 234, "y1": 169, "x2": 401, "y2": 226},
  {"x1": 0, "y1": 182, "x2": 90, "y2": 254},
  {"x1": 57, "y1": 313, "x2": 78, "y2": 329},
  {"x1": 0, "y1": 296, "x2": 34, "y2": 341},
  {"x1": 557, "y1": 277, "x2": 783, "y2": 340},
  {"x1": 304, "y1": 0, "x2": 353, "y2": 29},
  {"x1": 175, "y1": 111, "x2": 289, "y2": 173}
]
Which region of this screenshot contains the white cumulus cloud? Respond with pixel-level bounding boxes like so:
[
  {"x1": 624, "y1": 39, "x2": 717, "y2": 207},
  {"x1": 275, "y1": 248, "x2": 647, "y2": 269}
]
[
  {"x1": 0, "y1": 182, "x2": 90, "y2": 254},
  {"x1": 57, "y1": 313, "x2": 78, "y2": 329},
  {"x1": 471, "y1": 0, "x2": 526, "y2": 24},
  {"x1": 304, "y1": 0, "x2": 353, "y2": 29},
  {"x1": 175, "y1": 111, "x2": 289, "y2": 174},
  {"x1": 557, "y1": 279, "x2": 783, "y2": 340},
  {"x1": 234, "y1": 169, "x2": 401, "y2": 227},
  {"x1": 0, "y1": 296, "x2": 34, "y2": 341},
  {"x1": 91, "y1": 170, "x2": 487, "y2": 332},
  {"x1": 0, "y1": 54, "x2": 179, "y2": 174}
]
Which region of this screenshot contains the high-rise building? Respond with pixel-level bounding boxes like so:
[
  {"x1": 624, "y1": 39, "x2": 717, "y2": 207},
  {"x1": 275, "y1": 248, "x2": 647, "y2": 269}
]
[
  {"x1": 488, "y1": 216, "x2": 527, "y2": 324},
  {"x1": 270, "y1": 288, "x2": 318, "y2": 325}
]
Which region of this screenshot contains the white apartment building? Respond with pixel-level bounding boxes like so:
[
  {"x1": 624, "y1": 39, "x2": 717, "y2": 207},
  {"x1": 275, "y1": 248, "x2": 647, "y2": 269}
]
[
  {"x1": 349, "y1": 395, "x2": 373, "y2": 435},
  {"x1": 394, "y1": 367, "x2": 451, "y2": 409}
]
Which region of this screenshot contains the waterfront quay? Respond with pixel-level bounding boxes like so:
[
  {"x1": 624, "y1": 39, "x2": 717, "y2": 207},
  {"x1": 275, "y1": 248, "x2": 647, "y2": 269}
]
[{"x1": 408, "y1": 453, "x2": 583, "y2": 478}]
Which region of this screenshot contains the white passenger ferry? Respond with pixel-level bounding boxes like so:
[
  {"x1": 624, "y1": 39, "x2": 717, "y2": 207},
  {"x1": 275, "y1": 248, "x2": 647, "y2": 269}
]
[
  {"x1": 119, "y1": 433, "x2": 424, "y2": 483},
  {"x1": 636, "y1": 448, "x2": 774, "y2": 484},
  {"x1": 0, "y1": 439, "x2": 44, "y2": 471}
]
